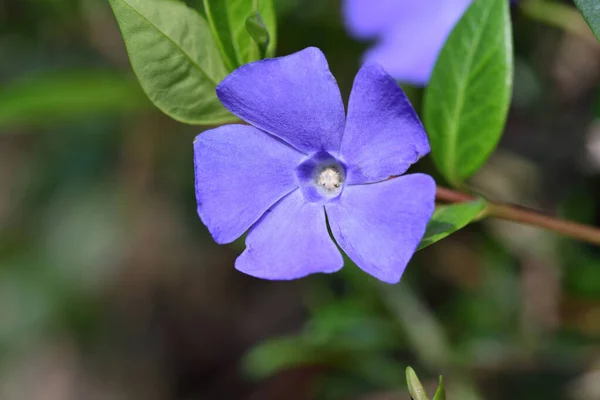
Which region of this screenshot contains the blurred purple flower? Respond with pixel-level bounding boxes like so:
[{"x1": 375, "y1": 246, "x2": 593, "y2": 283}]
[
  {"x1": 194, "y1": 47, "x2": 435, "y2": 283},
  {"x1": 344, "y1": 0, "x2": 473, "y2": 85}
]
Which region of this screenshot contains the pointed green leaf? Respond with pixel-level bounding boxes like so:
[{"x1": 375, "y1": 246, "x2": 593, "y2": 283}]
[
  {"x1": 0, "y1": 71, "x2": 149, "y2": 130},
  {"x1": 418, "y1": 199, "x2": 487, "y2": 250},
  {"x1": 203, "y1": 0, "x2": 277, "y2": 69},
  {"x1": 432, "y1": 376, "x2": 446, "y2": 400},
  {"x1": 424, "y1": 0, "x2": 513, "y2": 186},
  {"x1": 109, "y1": 0, "x2": 235, "y2": 125},
  {"x1": 246, "y1": 12, "x2": 270, "y2": 58},
  {"x1": 242, "y1": 337, "x2": 320, "y2": 379},
  {"x1": 406, "y1": 367, "x2": 430, "y2": 400},
  {"x1": 574, "y1": 0, "x2": 600, "y2": 41}
]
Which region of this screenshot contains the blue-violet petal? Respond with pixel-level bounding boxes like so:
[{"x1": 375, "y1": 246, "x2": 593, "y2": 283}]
[
  {"x1": 216, "y1": 47, "x2": 345, "y2": 154},
  {"x1": 194, "y1": 124, "x2": 303, "y2": 244},
  {"x1": 236, "y1": 190, "x2": 344, "y2": 280},
  {"x1": 325, "y1": 174, "x2": 436, "y2": 283},
  {"x1": 345, "y1": 0, "x2": 472, "y2": 85},
  {"x1": 341, "y1": 62, "x2": 430, "y2": 184},
  {"x1": 344, "y1": 0, "x2": 423, "y2": 39}
]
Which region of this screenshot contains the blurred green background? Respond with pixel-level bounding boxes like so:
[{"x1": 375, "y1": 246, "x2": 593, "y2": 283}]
[{"x1": 1, "y1": 0, "x2": 600, "y2": 399}]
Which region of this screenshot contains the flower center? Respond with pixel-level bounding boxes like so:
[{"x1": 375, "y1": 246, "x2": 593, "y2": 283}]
[
  {"x1": 317, "y1": 166, "x2": 343, "y2": 191},
  {"x1": 295, "y1": 151, "x2": 346, "y2": 204}
]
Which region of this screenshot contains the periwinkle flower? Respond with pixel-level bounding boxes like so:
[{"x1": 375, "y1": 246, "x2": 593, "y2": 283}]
[
  {"x1": 194, "y1": 47, "x2": 435, "y2": 283},
  {"x1": 343, "y1": 0, "x2": 472, "y2": 85}
]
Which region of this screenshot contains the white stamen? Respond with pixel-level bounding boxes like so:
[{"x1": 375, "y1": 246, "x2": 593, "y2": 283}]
[{"x1": 317, "y1": 167, "x2": 342, "y2": 191}]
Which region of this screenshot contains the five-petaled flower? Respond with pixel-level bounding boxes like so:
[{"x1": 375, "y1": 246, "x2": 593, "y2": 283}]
[
  {"x1": 343, "y1": 0, "x2": 472, "y2": 85},
  {"x1": 193, "y1": 47, "x2": 435, "y2": 284}
]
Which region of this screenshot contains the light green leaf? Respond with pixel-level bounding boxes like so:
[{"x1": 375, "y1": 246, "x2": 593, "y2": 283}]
[
  {"x1": 0, "y1": 71, "x2": 149, "y2": 130},
  {"x1": 203, "y1": 0, "x2": 277, "y2": 69},
  {"x1": 574, "y1": 0, "x2": 600, "y2": 41},
  {"x1": 406, "y1": 367, "x2": 430, "y2": 400},
  {"x1": 432, "y1": 376, "x2": 446, "y2": 400},
  {"x1": 109, "y1": 0, "x2": 235, "y2": 125},
  {"x1": 424, "y1": 0, "x2": 513, "y2": 186},
  {"x1": 418, "y1": 199, "x2": 487, "y2": 250}
]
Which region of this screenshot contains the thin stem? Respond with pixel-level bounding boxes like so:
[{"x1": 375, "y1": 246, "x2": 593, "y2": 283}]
[
  {"x1": 436, "y1": 186, "x2": 600, "y2": 246},
  {"x1": 436, "y1": 186, "x2": 475, "y2": 204}
]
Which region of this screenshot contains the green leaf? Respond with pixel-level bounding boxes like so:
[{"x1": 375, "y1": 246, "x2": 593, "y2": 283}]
[
  {"x1": 203, "y1": 0, "x2": 277, "y2": 69},
  {"x1": 433, "y1": 376, "x2": 446, "y2": 400},
  {"x1": 424, "y1": 0, "x2": 513, "y2": 186},
  {"x1": 574, "y1": 0, "x2": 600, "y2": 41},
  {"x1": 305, "y1": 299, "x2": 400, "y2": 352},
  {"x1": 0, "y1": 71, "x2": 149, "y2": 130},
  {"x1": 241, "y1": 337, "x2": 321, "y2": 380},
  {"x1": 246, "y1": 12, "x2": 270, "y2": 58},
  {"x1": 406, "y1": 367, "x2": 430, "y2": 400},
  {"x1": 418, "y1": 199, "x2": 487, "y2": 250},
  {"x1": 108, "y1": 0, "x2": 235, "y2": 125}
]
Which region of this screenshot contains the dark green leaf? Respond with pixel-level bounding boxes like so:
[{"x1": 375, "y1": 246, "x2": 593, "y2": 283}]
[
  {"x1": 406, "y1": 367, "x2": 430, "y2": 400},
  {"x1": 424, "y1": 0, "x2": 513, "y2": 186},
  {"x1": 203, "y1": 0, "x2": 277, "y2": 69},
  {"x1": 109, "y1": 0, "x2": 235, "y2": 125},
  {"x1": 418, "y1": 199, "x2": 487, "y2": 250},
  {"x1": 432, "y1": 376, "x2": 446, "y2": 400},
  {"x1": 574, "y1": 0, "x2": 600, "y2": 41},
  {"x1": 349, "y1": 354, "x2": 408, "y2": 388},
  {"x1": 0, "y1": 71, "x2": 149, "y2": 130},
  {"x1": 305, "y1": 299, "x2": 400, "y2": 352},
  {"x1": 241, "y1": 337, "x2": 321, "y2": 379}
]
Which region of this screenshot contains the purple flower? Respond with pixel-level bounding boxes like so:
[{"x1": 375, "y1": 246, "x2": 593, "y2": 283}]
[
  {"x1": 193, "y1": 47, "x2": 435, "y2": 283},
  {"x1": 344, "y1": 0, "x2": 472, "y2": 85}
]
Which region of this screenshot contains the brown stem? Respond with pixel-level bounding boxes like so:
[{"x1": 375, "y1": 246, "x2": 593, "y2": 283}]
[
  {"x1": 435, "y1": 186, "x2": 600, "y2": 246},
  {"x1": 435, "y1": 186, "x2": 476, "y2": 203}
]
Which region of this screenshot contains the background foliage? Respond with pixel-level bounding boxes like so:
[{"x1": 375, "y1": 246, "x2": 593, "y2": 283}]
[{"x1": 1, "y1": 0, "x2": 600, "y2": 399}]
